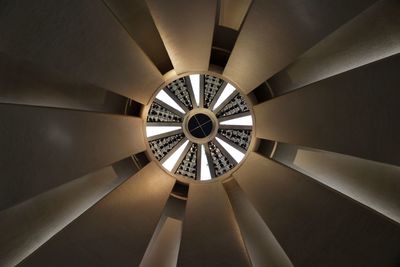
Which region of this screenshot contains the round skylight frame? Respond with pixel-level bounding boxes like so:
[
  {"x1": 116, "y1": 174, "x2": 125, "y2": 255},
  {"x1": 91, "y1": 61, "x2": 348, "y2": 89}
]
[{"x1": 143, "y1": 71, "x2": 256, "y2": 183}]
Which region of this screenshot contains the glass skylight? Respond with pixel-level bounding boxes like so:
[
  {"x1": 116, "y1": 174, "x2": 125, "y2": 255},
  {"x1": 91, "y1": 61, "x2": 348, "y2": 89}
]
[
  {"x1": 216, "y1": 137, "x2": 245, "y2": 163},
  {"x1": 189, "y1": 74, "x2": 200, "y2": 107},
  {"x1": 162, "y1": 140, "x2": 189, "y2": 171},
  {"x1": 220, "y1": 115, "x2": 253, "y2": 126},
  {"x1": 212, "y1": 83, "x2": 236, "y2": 111},
  {"x1": 146, "y1": 74, "x2": 253, "y2": 181},
  {"x1": 156, "y1": 90, "x2": 185, "y2": 113},
  {"x1": 146, "y1": 126, "x2": 181, "y2": 137},
  {"x1": 200, "y1": 145, "x2": 212, "y2": 181}
]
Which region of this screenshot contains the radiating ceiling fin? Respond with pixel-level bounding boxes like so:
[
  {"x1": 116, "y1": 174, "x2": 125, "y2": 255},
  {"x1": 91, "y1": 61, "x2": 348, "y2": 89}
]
[{"x1": 146, "y1": 0, "x2": 217, "y2": 73}]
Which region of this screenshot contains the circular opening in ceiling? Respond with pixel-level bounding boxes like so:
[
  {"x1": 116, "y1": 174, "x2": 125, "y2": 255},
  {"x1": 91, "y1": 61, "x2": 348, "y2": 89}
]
[
  {"x1": 145, "y1": 73, "x2": 254, "y2": 182},
  {"x1": 188, "y1": 113, "x2": 213, "y2": 138}
]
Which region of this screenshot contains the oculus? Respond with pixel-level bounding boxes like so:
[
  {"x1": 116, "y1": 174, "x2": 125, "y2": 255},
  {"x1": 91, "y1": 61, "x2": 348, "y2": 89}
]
[{"x1": 146, "y1": 74, "x2": 253, "y2": 181}]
